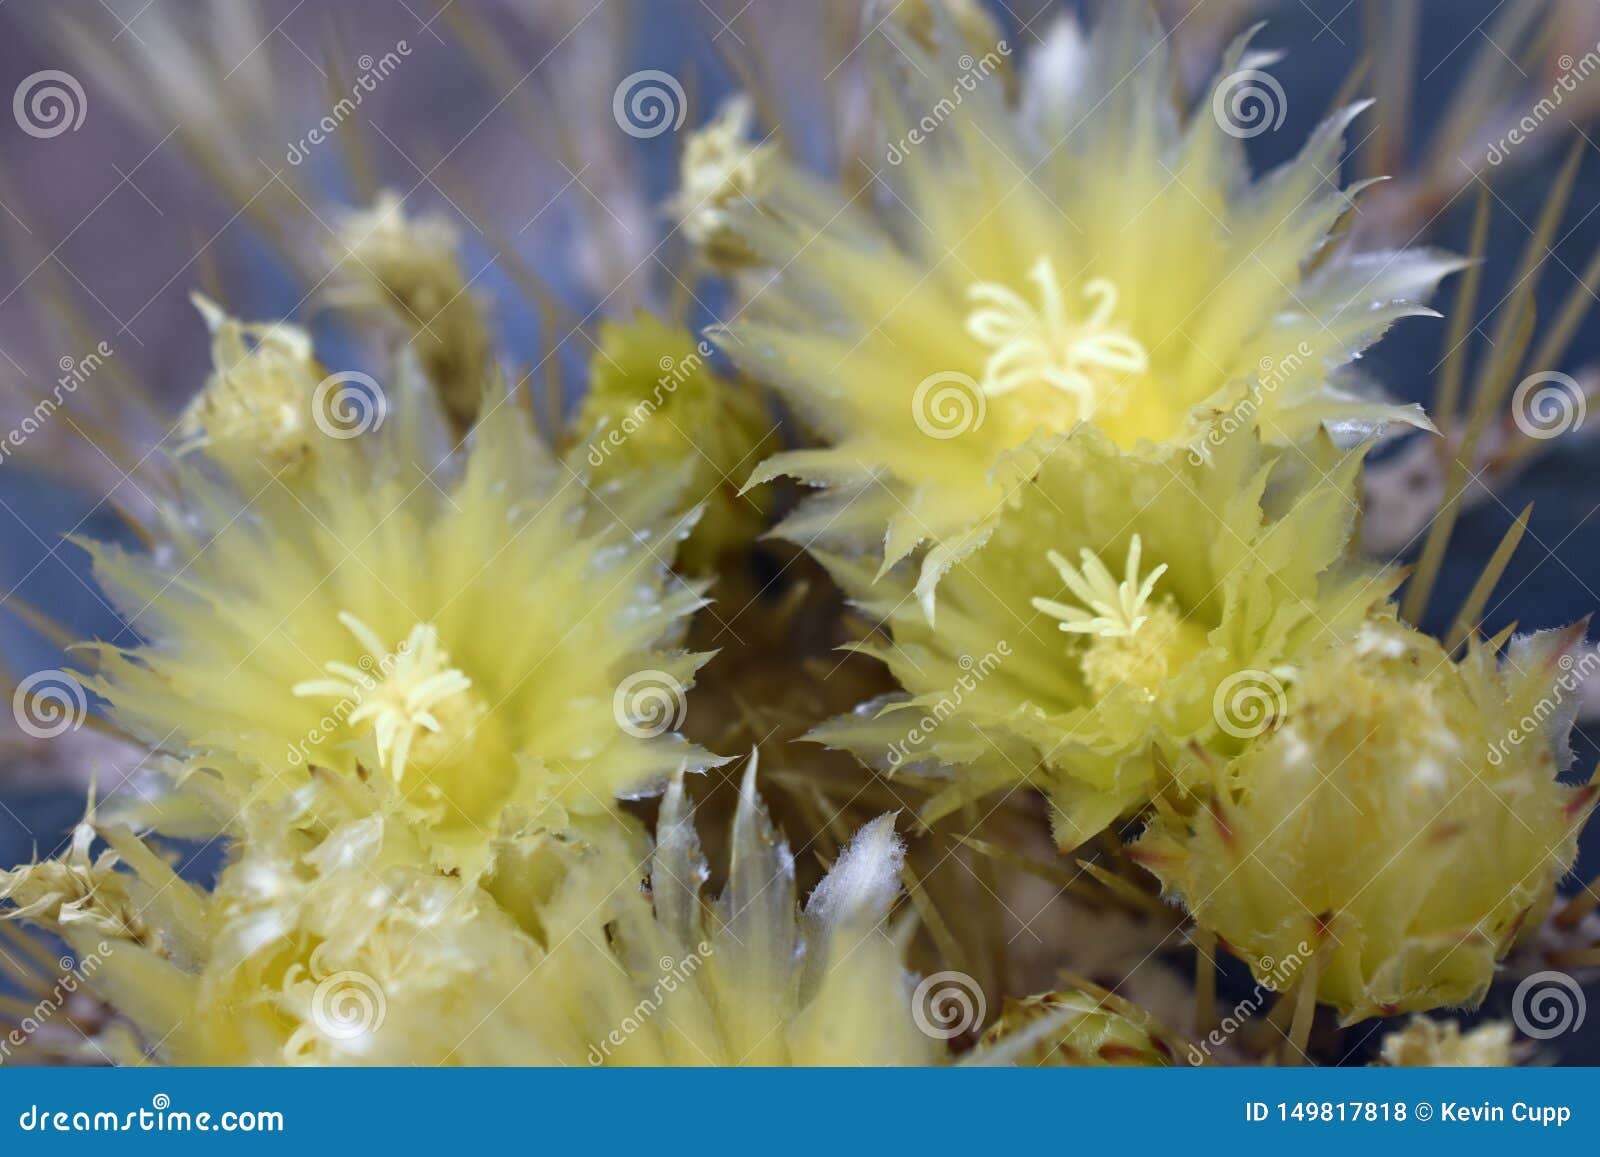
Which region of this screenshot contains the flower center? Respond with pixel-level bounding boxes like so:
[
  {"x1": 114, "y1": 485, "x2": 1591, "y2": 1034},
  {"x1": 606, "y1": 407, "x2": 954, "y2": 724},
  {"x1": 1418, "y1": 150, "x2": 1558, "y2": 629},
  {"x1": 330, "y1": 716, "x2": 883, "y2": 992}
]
[
  {"x1": 293, "y1": 612, "x2": 485, "y2": 785},
  {"x1": 1032, "y1": 535, "x2": 1204, "y2": 698},
  {"x1": 966, "y1": 257, "x2": 1148, "y2": 424}
]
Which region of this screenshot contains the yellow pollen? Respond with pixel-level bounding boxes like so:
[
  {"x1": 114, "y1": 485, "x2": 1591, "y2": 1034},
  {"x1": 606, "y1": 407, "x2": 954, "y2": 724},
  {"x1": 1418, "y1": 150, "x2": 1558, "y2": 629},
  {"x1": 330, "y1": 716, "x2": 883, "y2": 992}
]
[
  {"x1": 1076, "y1": 602, "x2": 1190, "y2": 699},
  {"x1": 293, "y1": 612, "x2": 483, "y2": 784},
  {"x1": 966, "y1": 257, "x2": 1148, "y2": 421}
]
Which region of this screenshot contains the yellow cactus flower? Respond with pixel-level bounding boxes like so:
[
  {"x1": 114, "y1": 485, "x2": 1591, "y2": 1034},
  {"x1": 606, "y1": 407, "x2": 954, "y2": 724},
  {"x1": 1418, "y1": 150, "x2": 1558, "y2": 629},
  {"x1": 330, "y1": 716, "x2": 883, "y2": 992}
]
[
  {"x1": 1378, "y1": 1018, "x2": 1515, "y2": 1067},
  {"x1": 176, "y1": 294, "x2": 323, "y2": 476},
  {"x1": 810, "y1": 427, "x2": 1395, "y2": 847},
  {"x1": 80, "y1": 359, "x2": 718, "y2": 875},
  {"x1": 113, "y1": 789, "x2": 570, "y2": 1065},
  {"x1": 976, "y1": 982, "x2": 1194, "y2": 1067},
  {"x1": 571, "y1": 313, "x2": 776, "y2": 569},
  {"x1": 329, "y1": 191, "x2": 493, "y2": 433},
  {"x1": 1135, "y1": 619, "x2": 1598, "y2": 1023},
  {"x1": 716, "y1": 9, "x2": 1456, "y2": 600},
  {"x1": 12, "y1": 757, "x2": 939, "y2": 1066}
]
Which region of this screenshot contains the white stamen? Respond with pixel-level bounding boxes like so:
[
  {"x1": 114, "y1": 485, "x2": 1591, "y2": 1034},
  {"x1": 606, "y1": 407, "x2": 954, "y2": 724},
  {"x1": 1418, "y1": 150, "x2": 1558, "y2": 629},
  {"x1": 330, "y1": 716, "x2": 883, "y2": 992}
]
[
  {"x1": 1031, "y1": 534, "x2": 1168, "y2": 639},
  {"x1": 292, "y1": 614, "x2": 476, "y2": 784},
  {"x1": 966, "y1": 257, "x2": 1148, "y2": 420}
]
